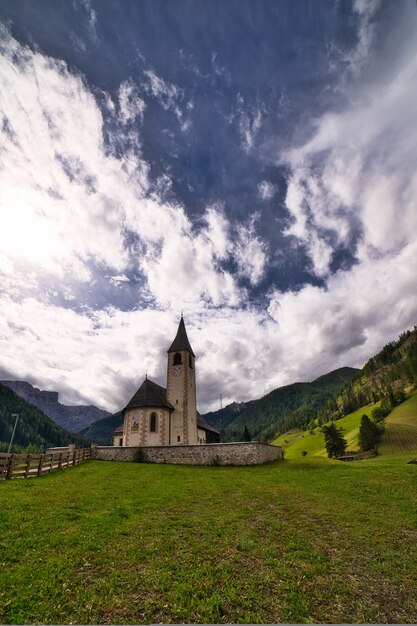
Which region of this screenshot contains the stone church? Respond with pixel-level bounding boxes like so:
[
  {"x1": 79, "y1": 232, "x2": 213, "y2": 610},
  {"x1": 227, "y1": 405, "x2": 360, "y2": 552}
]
[{"x1": 112, "y1": 316, "x2": 220, "y2": 447}]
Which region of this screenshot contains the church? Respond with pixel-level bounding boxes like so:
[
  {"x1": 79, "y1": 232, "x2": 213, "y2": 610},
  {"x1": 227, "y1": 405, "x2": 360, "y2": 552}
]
[{"x1": 112, "y1": 316, "x2": 220, "y2": 447}]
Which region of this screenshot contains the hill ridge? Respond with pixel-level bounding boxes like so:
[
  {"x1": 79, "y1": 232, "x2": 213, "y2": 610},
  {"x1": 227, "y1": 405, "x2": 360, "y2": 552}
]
[{"x1": 1, "y1": 380, "x2": 110, "y2": 433}]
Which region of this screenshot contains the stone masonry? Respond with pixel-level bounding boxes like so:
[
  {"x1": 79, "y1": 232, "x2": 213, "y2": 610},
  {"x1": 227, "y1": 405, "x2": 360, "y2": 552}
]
[{"x1": 91, "y1": 442, "x2": 283, "y2": 465}]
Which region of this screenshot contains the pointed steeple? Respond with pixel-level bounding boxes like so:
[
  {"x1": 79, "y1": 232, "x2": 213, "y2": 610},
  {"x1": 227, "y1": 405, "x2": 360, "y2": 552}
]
[{"x1": 167, "y1": 315, "x2": 195, "y2": 356}]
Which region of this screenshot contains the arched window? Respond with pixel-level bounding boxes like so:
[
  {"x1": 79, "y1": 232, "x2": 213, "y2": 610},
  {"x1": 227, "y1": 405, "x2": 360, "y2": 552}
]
[
  {"x1": 173, "y1": 352, "x2": 182, "y2": 365},
  {"x1": 150, "y1": 412, "x2": 158, "y2": 433}
]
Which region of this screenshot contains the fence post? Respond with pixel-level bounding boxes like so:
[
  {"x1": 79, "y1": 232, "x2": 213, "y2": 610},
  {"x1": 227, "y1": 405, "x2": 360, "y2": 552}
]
[
  {"x1": 58, "y1": 452, "x2": 63, "y2": 469},
  {"x1": 25, "y1": 454, "x2": 31, "y2": 478},
  {"x1": 68, "y1": 444, "x2": 76, "y2": 466},
  {"x1": 6, "y1": 454, "x2": 14, "y2": 479},
  {"x1": 37, "y1": 454, "x2": 44, "y2": 477}
]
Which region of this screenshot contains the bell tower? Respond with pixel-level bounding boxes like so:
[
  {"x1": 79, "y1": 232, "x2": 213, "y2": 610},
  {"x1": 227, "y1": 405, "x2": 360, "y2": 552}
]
[{"x1": 166, "y1": 316, "x2": 198, "y2": 445}]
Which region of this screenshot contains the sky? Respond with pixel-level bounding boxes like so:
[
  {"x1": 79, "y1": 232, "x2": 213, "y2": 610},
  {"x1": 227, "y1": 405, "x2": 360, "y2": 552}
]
[{"x1": 0, "y1": 0, "x2": 416, "y2": 413}]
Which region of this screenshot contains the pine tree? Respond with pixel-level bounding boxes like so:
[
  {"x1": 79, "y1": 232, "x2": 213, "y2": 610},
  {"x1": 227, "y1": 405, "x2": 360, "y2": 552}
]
[
  {"x1": 358, "y1": 414, "x2": 382, "y2": 451},
  {"x1": 322, "y1": 422, "x2": 347, "y2": 458},
  {"x1": 243, "y1": 426, "x2": 252, "y2": 442}
]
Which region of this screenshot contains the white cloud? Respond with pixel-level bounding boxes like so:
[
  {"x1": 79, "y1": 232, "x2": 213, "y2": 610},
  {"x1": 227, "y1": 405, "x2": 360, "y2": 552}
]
[
  {"x1": 1, "y1": 20, "x2": 417, "y2": 418},
  {"x1": 258, "y1": 180, "x2": 277, "y2": 201},
  {"x1": 282, "y1": 29, "x2": 417, "y2": 277},
  {"x1": 81, "y1": 0, "x2": 98, "y2": 41},
  {"x1": 237, "y1": 95, "x2": 263, "y2": 153},
  {"x1": 143, "y1": 68, "x2": 189, "y2": 129},
  {"x1": 234, "y1": 215, "x2": 267, "y2": 286},
  {"x1": 0, "y1": 28, "x2": 245, "y2": 313},
  {"x1": 118, "y1": 80, "x2": 146, "y2": 124},
  {"x1": 0, "y1": 26, "x2": 128, "y2": 283},
  {"x1": 328, "y1": 0, "x2": 380, "y2": 82}
]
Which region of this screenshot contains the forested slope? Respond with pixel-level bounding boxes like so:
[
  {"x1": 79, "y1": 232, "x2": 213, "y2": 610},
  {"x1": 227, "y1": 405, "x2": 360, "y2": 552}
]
[{"x1": 0, "y1": 383, "x2": 89, "y2": 452}]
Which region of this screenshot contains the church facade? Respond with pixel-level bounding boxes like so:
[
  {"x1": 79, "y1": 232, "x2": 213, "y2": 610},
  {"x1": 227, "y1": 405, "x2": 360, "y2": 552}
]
[{"x1": 112, "y1": 317, "x2": 220, "y2": 447}]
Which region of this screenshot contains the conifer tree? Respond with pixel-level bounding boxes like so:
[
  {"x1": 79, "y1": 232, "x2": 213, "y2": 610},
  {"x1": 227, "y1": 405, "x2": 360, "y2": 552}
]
[
  {"x1": 358, "y1": 414, "x2": 382, "y2": 451},
  {"x1": 322, "y1": 422, "x2": 347, "y2": 458},
  {"x1": 243, "y1": 425, "x2": 252, "y2": 441}
]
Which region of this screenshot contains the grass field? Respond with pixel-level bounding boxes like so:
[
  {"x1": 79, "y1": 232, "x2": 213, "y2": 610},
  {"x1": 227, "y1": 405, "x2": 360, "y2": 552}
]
[{"x1": 1, "y1": 456, "x2": 417, "y2": 624}]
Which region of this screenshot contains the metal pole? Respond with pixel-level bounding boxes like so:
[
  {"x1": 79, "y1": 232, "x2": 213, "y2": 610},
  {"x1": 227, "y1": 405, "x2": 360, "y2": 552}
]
[
  {"x1": 220, "y1": 394, "x2": 223, "y2": 440},
  {"x1": 8, "y1": 413, "x2": 19, "y2": 454}
]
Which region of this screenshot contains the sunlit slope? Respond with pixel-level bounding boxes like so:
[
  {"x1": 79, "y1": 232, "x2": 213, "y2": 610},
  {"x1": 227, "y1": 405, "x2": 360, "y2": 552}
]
[
  {"x1": 273, "y1": 403, "x2": 378, "y2": 459},
  {"x1": 379, "y1": 391, "x2": 417, "y2": 455}
]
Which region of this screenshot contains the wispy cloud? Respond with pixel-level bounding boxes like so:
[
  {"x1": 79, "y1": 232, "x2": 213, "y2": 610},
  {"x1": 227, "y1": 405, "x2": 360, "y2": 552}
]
[
  {"x1": 1, "y1": 7, "x2": 417, "y2": 416},
  {"x1": 118, "y1": 80, "x2": 146, "y2": 124},
  {"x1": 236, "y1": 95, "x2": 263, "y2": 153}
]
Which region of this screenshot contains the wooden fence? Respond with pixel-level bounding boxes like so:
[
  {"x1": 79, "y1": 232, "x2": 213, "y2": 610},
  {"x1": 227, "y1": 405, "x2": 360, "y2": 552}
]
[{"x1": 0, "y1": 448, "x2": 91, "y2": 480}]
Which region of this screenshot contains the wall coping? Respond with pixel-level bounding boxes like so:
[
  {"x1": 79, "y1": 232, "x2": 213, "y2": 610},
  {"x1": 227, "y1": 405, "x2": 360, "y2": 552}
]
[
  {"x1": 92, "y1": 441, "x2": 283, "y2": 466},
  {"x1": 94, "y1": 441, "x2": 278, "y2": 449}
]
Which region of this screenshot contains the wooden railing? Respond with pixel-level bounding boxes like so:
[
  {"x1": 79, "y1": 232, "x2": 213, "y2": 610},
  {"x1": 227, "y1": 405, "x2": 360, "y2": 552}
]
[{"x1": 0, "y1": 448, "x2": 91, "y2": 480}]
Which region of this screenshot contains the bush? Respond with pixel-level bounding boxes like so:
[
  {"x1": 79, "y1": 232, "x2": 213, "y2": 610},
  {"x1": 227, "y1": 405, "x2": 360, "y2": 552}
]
[
  {"x1": 371, "y1": 405, "x2": 391, "y2": 423},
  {"x1": 301, "y1": 450, "x2": 307, "y2": 456},
  {"x1": 393, "y1": 389, "x2": 406, "y2": 405}
]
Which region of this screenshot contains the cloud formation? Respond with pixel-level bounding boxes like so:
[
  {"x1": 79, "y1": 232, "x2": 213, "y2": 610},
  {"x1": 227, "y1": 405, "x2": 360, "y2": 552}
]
[{"x1": 1, "y1": 4, "x2": 417, "y2": 416}]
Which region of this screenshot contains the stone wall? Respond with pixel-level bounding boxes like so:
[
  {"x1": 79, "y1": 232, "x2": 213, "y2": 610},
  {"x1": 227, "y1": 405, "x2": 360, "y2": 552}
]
[{"x1": 91, "y1": 442, "x2": 282, "y2": 466}]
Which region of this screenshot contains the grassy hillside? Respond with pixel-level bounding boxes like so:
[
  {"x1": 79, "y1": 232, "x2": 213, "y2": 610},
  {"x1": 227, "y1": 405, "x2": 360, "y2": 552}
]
[
  {"x1": 0, "y1": 383, "x2": 89, "y2": 451},
  {"x1": 379, "y1": 391, "x2": 417, "y2": 455},
  {"x1": 222, "y1": 367, "x2": 359, "y2": 442},
  {"x1": 275, "y1": 391, "x2": 417, "y2": 459},
  {"x1": 274, "y1": 402, "x2": 378, "y2": 459},
  {"x1": 317, "y1": 325, "x2": 417, "y2": 425},
  {"x1": 1, "y1": 457, "x2": 416, "y2": 624}
]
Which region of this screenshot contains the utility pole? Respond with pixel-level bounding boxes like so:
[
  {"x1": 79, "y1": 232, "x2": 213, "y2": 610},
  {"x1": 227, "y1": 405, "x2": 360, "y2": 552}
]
[
  {"x1": 220, "y1": 394, "x2": 223, "y2": 439},
  {"x1": 8, "y1": 413, "x2": 19, "y2": 454}
]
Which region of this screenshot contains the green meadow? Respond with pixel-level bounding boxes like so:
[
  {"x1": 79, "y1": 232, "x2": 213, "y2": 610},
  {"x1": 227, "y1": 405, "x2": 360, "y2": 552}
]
[
  {"x1": 274, "y1": 391, "x2": 417, "y2": 460},
  {"x1": 379, "y1": 392, "x2": 417, "y2": 455},
  {"x1": 273, "y1": 403, "x2": 379, "y2": 460},
  {"x1": 1, "y1": 453, "x2": 417, "y2": 624}
]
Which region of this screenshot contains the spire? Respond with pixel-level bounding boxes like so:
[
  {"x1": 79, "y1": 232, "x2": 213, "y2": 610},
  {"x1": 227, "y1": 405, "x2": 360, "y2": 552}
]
[{"x1": 167, "y1": 316, "x2": 195, "y2": 356}]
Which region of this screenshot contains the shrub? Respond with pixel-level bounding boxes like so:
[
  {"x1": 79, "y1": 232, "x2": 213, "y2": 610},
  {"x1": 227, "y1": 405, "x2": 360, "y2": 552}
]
[{"x1": 371, "y1": 405, "x2": 391, "y2": 423}]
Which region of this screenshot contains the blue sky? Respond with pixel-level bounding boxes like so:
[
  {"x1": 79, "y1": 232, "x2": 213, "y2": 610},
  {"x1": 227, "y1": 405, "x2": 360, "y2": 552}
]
[{"x1": 0, "y1": 0, "x2": 416, "y2": 412}]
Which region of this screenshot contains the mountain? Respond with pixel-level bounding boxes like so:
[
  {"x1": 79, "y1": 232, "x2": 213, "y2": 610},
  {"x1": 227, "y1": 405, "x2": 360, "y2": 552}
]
[
  {"x1": 315, "y1": 325, "x2": 417, "y2": 426},
  {"x1": 80, "y1": 411, "x2": 124, "y2": 445},
  {"x1": 1, "y1": 380, "x2": 110, "y2": 433},
  {"x1": 203, "y1": 401, "x2": 254, "y2": 431},
  {"x1": 202, "y1": 367, "x2": 360, "y2": 442},
  {"x1": 0, "y1": 382, "x2": 89, "y2": 452}
]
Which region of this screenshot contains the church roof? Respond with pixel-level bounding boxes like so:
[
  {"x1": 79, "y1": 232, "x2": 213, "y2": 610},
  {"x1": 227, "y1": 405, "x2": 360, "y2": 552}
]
[
  {"x1": 167, "y1": 316, "x2": 195, "y2": 356},
  {"x1": 197, "y1": 412, "x2": 220, "y2": 434},
  {"x1": 123, "y1": 377, "x2": 175, "y2": 412}
]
